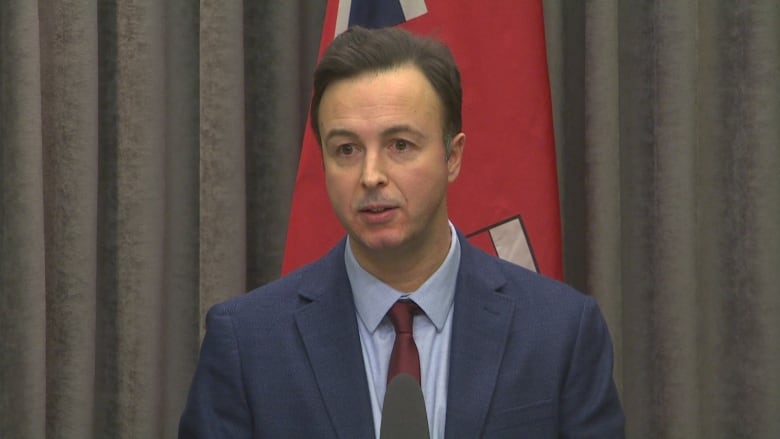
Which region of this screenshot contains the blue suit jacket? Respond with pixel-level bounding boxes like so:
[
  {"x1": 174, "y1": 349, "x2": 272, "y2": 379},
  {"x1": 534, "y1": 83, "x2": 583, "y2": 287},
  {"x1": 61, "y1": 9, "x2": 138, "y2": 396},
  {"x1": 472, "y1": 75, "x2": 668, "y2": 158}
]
[{"x1": 179, "y1": 233, "x2": 625, "y2": 438}]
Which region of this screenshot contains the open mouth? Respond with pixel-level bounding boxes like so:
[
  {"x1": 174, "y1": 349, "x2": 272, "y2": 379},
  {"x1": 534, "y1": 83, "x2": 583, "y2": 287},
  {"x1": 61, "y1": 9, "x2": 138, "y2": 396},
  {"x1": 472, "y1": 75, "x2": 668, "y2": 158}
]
[
  {"x1": 358, "y1": 205, "x2": 397, "y2": 222},
  {"x1": 362, "y1": 206, "x2": 392, "y2": 213}
]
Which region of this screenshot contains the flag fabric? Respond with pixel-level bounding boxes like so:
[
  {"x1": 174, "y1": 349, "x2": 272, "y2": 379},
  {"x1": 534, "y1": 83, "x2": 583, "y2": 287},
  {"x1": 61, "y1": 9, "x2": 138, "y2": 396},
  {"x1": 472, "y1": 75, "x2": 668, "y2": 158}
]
[{"x1": 282, "y1": 0, "x2": 563, "y2": 280}]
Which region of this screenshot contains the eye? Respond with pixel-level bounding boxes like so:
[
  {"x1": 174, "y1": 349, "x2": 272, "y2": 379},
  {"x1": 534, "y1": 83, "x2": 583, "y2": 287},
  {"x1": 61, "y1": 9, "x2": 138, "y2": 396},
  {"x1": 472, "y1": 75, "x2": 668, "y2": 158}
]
[
  {"x1": 392, "y1": 139, "x2": 410, "y2": 151},
  {"x1": 337, "y1": 144, "x2": 356, "y2": 156}
]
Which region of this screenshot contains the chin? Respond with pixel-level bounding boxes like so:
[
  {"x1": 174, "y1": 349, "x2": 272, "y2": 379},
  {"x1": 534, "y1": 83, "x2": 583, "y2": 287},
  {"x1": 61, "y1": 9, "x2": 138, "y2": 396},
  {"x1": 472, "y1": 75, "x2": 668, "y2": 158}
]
[{"x1": 353, "y1": 231, "x2": 408, "y2": 253}]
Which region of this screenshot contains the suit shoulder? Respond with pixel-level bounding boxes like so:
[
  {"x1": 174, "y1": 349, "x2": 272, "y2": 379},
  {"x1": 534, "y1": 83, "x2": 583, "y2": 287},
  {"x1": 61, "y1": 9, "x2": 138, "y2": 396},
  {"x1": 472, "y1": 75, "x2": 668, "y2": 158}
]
[
  {"x1": 248, "y1": 265, "x2": 318, "y2": 304},
  {"x1": 489, "y1": 255, "x2": 595, "y2": 310},
  {"x1": 210, "y1": 245, "x2": 345, "y2": 317}
]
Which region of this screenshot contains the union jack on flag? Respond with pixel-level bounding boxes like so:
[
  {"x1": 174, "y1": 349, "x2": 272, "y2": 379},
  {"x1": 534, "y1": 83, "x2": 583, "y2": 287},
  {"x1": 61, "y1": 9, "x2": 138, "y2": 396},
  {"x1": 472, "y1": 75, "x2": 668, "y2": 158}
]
[{"x1": 334, "y1": 0, "x2": 428, "y2": 34}]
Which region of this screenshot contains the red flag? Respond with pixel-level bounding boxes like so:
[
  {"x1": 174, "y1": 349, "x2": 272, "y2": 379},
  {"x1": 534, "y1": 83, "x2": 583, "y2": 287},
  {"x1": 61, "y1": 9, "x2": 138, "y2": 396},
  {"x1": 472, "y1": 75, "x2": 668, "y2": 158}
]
[{"x1": 283, "y1": 0, "x2": 562, "y2": 280}]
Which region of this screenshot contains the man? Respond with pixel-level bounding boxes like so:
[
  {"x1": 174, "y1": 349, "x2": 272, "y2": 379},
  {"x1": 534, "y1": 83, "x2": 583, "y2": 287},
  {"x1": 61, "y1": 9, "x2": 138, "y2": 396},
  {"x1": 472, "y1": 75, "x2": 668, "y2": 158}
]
[{"x1": 179, "y1": 26, "x2": 624, "y2": 438}]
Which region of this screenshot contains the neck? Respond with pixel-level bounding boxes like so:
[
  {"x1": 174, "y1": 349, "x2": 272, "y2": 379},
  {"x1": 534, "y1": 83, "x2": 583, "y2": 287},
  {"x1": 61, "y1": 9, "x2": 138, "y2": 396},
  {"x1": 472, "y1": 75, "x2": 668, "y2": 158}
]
[{"x1": 351, "y1": 224, "x2": 452, "y2": 293}]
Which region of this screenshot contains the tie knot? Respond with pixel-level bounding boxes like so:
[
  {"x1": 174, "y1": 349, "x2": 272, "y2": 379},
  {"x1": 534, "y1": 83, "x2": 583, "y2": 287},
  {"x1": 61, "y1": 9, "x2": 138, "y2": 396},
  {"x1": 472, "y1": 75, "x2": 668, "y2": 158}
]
[{"x1": 387, "y1": 300, "x2": 418, "y2": 334}]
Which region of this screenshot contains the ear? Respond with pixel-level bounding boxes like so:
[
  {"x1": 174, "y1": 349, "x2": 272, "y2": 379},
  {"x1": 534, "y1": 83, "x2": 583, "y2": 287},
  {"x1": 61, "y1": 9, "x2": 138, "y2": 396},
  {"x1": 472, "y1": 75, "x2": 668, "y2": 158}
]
[{"x1": 446, "y1": 132, "x2": 466, "y2": 183}]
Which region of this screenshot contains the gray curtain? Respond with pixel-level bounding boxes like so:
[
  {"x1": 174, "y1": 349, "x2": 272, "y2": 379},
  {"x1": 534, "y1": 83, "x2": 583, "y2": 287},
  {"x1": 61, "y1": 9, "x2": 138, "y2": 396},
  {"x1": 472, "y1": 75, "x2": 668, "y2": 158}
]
[
  {"x1": 546, "y1": 2, "x2": 780, "y2": 437},
  {"x1": 0, "y1": 0, "x2": 777, "y2": 437}
]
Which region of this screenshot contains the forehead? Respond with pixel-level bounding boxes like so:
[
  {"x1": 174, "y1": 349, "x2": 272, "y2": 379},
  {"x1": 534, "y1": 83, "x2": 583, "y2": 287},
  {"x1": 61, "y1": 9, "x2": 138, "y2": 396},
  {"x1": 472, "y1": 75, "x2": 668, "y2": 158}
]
[{"x1": 318, "y1": 65, "x2": 444, "y2": 134}]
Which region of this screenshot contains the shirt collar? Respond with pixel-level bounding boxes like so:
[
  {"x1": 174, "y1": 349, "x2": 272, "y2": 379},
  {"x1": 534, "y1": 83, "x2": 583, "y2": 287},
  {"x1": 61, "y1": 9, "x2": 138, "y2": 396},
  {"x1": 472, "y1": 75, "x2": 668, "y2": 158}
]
[{"x1": 347, "y1": 222, "x2": 461, "y2": 333}]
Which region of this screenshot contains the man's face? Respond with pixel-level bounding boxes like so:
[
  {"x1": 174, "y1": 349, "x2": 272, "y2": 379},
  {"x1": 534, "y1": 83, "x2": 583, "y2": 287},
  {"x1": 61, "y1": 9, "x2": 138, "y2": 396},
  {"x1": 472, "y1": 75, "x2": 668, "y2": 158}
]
[{"x1": 318, "y1": 64, "x2": 464, "y2": 261}]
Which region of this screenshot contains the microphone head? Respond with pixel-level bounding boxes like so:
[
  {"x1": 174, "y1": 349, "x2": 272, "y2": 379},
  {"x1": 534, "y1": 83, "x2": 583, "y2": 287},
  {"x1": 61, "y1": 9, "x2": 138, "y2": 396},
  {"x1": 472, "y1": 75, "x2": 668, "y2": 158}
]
[{"x1": 380, "y1": 373, "x2": 430, "y2": 439}]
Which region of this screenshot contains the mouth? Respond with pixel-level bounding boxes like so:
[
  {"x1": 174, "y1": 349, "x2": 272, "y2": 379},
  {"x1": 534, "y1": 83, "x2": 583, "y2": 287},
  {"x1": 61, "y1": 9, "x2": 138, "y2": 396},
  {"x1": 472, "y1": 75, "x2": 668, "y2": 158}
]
[
  {"x1": 357, "y1": 204, "x2": 398, "y2": 223},
  {"x1": 360, "y1": 205, "x2": 395, "y2": 213}
]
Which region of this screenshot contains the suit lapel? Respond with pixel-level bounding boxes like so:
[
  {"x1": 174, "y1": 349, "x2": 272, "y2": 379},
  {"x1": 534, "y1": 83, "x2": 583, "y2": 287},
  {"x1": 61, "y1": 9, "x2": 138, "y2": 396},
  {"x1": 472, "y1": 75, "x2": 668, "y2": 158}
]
[
  {"x1": 294, "y1": 243, "x2": 375, "y2": 439},
  {"x1": 445, "y1": 241, "x2": 516, "y2": 439}
]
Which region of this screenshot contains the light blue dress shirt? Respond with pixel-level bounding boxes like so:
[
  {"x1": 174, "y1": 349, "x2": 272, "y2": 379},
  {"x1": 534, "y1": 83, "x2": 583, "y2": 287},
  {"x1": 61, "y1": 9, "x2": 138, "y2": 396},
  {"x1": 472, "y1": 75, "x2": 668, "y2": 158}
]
[{"x1": 346, "y1": 222, "x2": 460, "y2": 439}]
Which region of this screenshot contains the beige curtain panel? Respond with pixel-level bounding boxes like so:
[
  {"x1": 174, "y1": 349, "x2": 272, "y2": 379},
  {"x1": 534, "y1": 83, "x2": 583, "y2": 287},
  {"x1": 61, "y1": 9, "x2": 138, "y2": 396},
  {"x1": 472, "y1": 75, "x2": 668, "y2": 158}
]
[{"x1": 1, "y1": 1, "x2": 778, "y2": 437}]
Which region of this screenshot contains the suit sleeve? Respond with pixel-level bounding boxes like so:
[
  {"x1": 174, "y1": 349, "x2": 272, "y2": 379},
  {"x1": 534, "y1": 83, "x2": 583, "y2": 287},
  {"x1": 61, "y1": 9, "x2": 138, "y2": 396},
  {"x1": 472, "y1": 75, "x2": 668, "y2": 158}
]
[
  {"x1": 178, "y1": 304, "x2": 253, "y2": 439},
  {"x1": 560, "y1": 297, "x2": 625, "y2": 438}
]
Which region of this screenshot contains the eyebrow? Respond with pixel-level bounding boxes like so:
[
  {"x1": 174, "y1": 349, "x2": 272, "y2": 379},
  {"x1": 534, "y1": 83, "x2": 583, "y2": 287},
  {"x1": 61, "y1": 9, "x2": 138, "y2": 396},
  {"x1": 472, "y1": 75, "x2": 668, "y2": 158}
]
[
  {"x1": 381, "y1": 125, "x2": 426, "y2": 141},
  {"x1": 323, "y1": 125, "x2": 426, "y2": 144},
  {"x1": 323, "y1": 129, "x2": 358, "y2": 144}
]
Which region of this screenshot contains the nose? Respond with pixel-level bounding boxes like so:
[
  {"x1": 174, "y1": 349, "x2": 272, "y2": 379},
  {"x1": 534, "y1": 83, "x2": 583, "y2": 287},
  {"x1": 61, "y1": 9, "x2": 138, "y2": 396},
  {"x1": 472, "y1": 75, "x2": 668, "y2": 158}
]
[{"x1": 360, "y1": 149, "x2": 388, "y2": 188}]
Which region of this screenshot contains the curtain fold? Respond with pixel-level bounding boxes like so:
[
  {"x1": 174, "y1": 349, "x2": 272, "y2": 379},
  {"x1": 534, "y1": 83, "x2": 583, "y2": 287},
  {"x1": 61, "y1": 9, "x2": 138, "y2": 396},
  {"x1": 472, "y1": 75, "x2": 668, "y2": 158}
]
[
  {"x1": 619, "y1": 2, "x2": 702, "y2": 436},
  {"x1": 1, "y1": 1, "x2": 47, "y2": 437},
  {"x1": 582, "y1": 0, "x2": 624, "y2": 392},
  {"x1": 1, "y1": 0, "x2": 778, "y2": 437},
  {"x1": 160, "y1": 1, "x2": 200, "y2": 436},
  {"x1": 244, "y1": 0, "x2": 326, "y2": 290},
  {"x1": 699, "y1": 4, "x2": 780, "y2": 436},
  {"x1": 547, "y1": 1, "x2": 780, "y2": 437},
  {"x1": 38, "y1": 0, "x2": 99, "y2": 436},
  {"x1": 95, "y1": 0, "x2": 169, "y2": 436},
  {"x1": 199, "y1": 0, "x2": 247, "y2": 321}
]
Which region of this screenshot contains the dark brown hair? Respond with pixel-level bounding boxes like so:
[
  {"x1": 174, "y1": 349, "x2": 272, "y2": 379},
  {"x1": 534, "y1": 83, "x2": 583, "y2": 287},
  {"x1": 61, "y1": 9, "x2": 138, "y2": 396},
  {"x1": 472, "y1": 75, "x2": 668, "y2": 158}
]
[{"x1": 310, "y1": 26, "x2": 462, "y2": 152}]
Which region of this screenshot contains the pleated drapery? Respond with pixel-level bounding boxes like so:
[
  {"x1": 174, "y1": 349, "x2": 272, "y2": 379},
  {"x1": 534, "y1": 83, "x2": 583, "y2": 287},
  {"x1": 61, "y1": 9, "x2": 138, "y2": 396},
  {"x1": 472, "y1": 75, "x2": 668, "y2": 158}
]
[
  {"x1": 2, "y1": 1, "x2": 324, "y2": 437},
  {"x1": 546, "y1": 3, "x2": 780, "y2": 437},
  {"x1": 1, "y1": 1, "x2": 778, "y2": 437}
]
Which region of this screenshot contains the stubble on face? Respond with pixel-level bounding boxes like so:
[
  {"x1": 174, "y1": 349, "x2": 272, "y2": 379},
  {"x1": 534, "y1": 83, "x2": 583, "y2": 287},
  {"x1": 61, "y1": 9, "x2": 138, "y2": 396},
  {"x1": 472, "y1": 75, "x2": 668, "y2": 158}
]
[{"x1": 317, "y1": 65, "x2": 464, "y2": 289}]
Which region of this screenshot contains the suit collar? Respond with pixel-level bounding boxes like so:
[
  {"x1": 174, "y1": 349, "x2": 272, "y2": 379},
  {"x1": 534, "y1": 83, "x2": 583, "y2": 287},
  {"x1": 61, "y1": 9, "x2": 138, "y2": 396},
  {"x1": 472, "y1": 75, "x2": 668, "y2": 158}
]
[
  {"x1": 294, "y1": 234, "x2": 518, "y2": 439},
  {"x1": 445, "y1": 234, "x2": 516, "y2": 439},
  {"x1": 294, "y1": 240, "x2": 376, "y2": 438}
]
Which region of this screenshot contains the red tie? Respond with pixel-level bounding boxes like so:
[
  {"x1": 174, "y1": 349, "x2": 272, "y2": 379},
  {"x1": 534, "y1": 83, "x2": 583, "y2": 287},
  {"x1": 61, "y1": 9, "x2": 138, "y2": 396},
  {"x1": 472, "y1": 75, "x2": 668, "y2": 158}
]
[{"x1": 387, "y1": 300, "x2": 421, "y2": 385}]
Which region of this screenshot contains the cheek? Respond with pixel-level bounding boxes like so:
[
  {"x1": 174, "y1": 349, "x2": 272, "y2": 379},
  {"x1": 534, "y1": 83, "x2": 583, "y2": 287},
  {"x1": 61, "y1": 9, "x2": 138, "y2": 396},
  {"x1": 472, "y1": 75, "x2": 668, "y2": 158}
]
[
  {"x1": 399, "y1": 166, "x2": 449, "y2": 204},
  {"x1": 325, "y1": 172, "x2": 353, "y2": 210}
]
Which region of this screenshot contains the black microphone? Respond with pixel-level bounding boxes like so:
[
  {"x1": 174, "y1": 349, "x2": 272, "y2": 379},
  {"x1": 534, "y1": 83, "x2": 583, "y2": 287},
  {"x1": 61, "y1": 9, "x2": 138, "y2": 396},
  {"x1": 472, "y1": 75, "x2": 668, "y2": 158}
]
[{"x1": 380, "y1": 373, "x2": 430, "y2": 439}]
